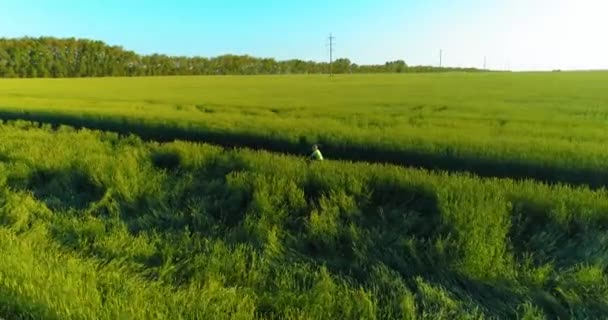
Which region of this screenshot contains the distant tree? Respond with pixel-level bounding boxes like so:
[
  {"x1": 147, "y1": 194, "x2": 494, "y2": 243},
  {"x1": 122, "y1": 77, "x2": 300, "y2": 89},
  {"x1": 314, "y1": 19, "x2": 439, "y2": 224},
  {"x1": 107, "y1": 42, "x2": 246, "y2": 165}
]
[
  {"x1": 0, "y1": 37, "x2": 484, "y2": 78},
  {"x1": 386, "y1": 60, "x2": 407, "y2": 73},
  {"x1": 333, "y1": 58, "x2": 352, "y2": 74}
]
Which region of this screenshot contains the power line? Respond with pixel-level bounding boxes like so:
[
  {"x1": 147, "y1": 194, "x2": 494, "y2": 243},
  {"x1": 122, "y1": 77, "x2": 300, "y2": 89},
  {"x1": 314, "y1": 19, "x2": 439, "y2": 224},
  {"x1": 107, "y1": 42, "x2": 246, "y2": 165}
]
[{"x1": 328, "y1": 33, "x2": 335, "y2": 76}]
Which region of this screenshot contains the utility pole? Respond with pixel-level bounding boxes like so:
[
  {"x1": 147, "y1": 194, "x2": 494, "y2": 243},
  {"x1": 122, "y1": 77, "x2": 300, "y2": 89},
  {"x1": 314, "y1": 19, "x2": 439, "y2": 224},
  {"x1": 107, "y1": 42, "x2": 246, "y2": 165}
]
[
  {"x1": 484, "y1": 56, "x2": 487, "y2": 70},
  {"x1": 439, "y1": 49, "x2": 443, "y2": 67},
  {"x1": 328, "y1": 33, "x2": 335, "y2": 76}
]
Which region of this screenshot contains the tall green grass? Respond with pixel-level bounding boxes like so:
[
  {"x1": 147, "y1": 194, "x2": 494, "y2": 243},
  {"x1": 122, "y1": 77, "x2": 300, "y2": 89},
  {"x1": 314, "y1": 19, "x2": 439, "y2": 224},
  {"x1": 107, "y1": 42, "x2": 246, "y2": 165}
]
[
  {"x1": 1, "y1": 121, "x2": 608, "y2": 319},
  {"x1": 1, "y1": 73, "x2": 608, "y2": 188}
]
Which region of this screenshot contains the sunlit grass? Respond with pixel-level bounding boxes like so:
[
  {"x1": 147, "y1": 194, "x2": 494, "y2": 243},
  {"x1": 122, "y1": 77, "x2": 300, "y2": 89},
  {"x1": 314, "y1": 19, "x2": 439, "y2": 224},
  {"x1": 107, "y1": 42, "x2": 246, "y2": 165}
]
[
  {"x1": 0, "y1": 72, "x2": 607, "y2": 187},
  {"x1": 0, "y1": 121, "x2": 607, "y2": 318}
]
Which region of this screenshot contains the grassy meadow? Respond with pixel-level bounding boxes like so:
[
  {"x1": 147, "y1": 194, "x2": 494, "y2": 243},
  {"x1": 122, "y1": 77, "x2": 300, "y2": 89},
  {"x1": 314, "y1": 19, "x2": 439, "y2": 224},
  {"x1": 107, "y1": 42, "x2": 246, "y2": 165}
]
[
  {"x1": 0, "y1": 72, "x2": 607, "y2": 186},
  {"x1": 0, "y1": 72, "x2": 607, "y2": 319}
]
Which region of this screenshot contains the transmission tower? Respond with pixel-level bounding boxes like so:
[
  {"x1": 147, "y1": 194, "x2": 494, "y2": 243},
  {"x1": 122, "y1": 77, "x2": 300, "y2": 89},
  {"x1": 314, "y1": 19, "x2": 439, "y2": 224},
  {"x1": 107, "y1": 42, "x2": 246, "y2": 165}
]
[{"x1": 328, "y1": 33, "x2": 335, "y2": 76}]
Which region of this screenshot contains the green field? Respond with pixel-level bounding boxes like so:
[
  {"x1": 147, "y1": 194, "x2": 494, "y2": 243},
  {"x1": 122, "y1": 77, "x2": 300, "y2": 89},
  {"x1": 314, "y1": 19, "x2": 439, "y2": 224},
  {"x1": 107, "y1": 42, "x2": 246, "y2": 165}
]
[
  {"x1": 1, "y1": 73, "x2": 608, "y2": 319},
  {"x1": 1, "y1": 72, "x2": 608, "y2": 186}
]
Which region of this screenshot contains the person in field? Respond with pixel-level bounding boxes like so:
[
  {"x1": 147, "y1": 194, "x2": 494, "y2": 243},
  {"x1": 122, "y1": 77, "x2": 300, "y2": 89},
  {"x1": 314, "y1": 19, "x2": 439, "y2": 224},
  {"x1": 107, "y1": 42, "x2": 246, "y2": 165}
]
[{"x1": 309, "y1": 144, "x2": 323, "y2": 161}]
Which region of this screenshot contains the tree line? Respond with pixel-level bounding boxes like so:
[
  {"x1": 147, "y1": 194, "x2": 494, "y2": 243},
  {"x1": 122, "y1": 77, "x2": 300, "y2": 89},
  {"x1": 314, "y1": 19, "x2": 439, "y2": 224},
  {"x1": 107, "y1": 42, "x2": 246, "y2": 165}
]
[{"x1": 0, "y1": 37, "x2": 483, "y2": 78}]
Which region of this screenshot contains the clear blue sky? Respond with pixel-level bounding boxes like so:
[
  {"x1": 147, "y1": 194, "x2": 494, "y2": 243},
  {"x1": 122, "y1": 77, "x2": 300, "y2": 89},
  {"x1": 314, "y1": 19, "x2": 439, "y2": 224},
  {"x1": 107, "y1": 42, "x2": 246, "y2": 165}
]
[{"x1": 1, "y1": 0, "x2": 606, "y2": 70}]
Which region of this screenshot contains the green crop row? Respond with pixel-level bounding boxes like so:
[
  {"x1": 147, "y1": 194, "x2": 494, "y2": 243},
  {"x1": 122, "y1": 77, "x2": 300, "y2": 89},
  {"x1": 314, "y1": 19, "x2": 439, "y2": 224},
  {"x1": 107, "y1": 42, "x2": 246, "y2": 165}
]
[{"x1": 0, "y1": 121, "x2": 607, "y2": 319}]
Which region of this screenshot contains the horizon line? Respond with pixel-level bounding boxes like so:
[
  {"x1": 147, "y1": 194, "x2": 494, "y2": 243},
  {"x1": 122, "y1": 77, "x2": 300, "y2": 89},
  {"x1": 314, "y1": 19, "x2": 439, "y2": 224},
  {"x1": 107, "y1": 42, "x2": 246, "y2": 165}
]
[{"x1": 2, "y1": 35, "x2": 608, "y2": 73}]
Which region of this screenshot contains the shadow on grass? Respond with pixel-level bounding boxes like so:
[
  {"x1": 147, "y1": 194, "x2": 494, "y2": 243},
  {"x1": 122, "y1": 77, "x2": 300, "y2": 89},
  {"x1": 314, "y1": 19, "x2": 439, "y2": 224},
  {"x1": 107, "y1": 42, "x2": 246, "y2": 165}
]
[
  {"x1": 297, "y1": 180, "x2": 450, "y2": 280},
  {"x1": 509, "y1": 197, "x2": 608, "y2": 270},
  {"x1": 128, "y1": 162, "x2": 253, "y2": 237},
  {"x1": 0, "y1": 153, "x2": 10, "y2": 163},
  {"x1": 0, "y1": 110, "x2": 607, "y2": 189},
  {"x1": 0, "y1": 292, "x2": 61, "y2": 320},
  {"x1": 151, "y1": 150, "x2": 182, "y2": 171},
  {"x1": 507, "y1": 196, "x2": 608, "y2": 318},
  {"x1": 8, "y1": 166, "x2": 105, "y2": 212}
]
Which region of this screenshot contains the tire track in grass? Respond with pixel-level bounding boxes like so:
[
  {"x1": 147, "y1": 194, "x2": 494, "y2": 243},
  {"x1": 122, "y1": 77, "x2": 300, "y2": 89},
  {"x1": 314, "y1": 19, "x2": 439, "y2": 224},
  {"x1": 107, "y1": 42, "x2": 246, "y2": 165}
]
[{"x1": 0, "y1": 109, "x2": 606, "y2": 189}]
